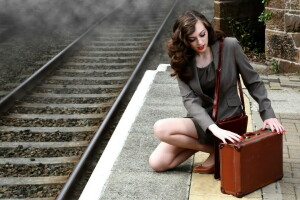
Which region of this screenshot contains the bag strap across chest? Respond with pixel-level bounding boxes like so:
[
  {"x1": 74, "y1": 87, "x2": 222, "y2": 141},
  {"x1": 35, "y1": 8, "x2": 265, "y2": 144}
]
[{"x1": 212, "y1": 39, "x2": 246, "y2": 122}]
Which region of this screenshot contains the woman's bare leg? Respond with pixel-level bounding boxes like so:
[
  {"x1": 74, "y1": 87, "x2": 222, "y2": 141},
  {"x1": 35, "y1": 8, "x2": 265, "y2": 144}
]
[
  {"x1": 149, "y1": 118, "x2": 214, "y2": 172},
  {"x1": 149, "y1": 142, "x2": 196, "y2": 171}
]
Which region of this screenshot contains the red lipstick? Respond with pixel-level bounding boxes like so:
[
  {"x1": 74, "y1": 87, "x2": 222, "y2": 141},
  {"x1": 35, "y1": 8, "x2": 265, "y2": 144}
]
[{"x1": 197, "y1": 45, "x2": 205, "y2": 50}]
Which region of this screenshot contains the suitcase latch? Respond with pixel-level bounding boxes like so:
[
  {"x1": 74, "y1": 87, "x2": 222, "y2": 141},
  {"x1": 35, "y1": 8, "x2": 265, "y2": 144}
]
[{"x1": 234, "y1": 144, "x2": 242, "y2": 152}]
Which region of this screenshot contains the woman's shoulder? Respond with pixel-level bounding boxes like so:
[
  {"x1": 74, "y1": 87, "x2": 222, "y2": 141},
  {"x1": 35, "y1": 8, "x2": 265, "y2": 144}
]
[
  {"x1": 211, "y1": 37, "x2": 241, "y2": 55},
  {"x1": 212, "y1": 37, "x2": 239, "y2": 50},
  {"x1": 223, "y1": 37, "x2": 240, "y2": 48}
]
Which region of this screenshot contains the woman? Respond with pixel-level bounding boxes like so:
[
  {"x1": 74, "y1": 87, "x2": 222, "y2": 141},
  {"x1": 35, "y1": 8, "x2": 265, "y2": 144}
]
[{"x1": 148, "y1": 10, "x2": 285, "y2": 173}]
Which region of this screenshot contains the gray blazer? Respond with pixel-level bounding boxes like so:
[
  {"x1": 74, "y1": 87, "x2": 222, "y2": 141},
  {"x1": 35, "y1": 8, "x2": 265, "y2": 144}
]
[{"x1": 177, "y1": 37, "x2": 275, "y2": 133}]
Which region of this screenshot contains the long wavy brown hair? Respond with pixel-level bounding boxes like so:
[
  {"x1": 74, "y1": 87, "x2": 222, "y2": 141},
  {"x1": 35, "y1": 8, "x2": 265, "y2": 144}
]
[{"x1": 168, "y1": 10, "x2": 225, "y2": 83}]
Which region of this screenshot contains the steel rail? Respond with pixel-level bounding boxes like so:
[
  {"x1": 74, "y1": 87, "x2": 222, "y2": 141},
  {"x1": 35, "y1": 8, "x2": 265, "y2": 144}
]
[
  {"x1": 0, "y1": 6, "x2": 122, "y2": 114},
  {"x1": 56, "y1": 0, "x2": 179, "y2": 199}
]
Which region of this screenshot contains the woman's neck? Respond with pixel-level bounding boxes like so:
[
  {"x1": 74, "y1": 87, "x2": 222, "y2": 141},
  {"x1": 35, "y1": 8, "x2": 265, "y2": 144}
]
[{"x1": 195, "y1": 47, "x2": 212, "y2": 68}]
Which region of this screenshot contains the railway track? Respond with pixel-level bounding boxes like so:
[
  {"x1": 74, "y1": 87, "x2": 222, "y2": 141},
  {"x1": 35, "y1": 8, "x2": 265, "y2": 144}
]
[
  {"x1": 0, "y1": 31, "x2": 80, "y2": 101},
  {"x1": 0, "y1": 0, "x2": 176, "y2": 199}
]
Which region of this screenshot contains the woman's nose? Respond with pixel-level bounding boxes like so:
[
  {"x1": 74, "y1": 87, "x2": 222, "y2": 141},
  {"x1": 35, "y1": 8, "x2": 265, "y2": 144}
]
[{"x1": 196, "y1": 37, "x2": 202, "y2": 45}]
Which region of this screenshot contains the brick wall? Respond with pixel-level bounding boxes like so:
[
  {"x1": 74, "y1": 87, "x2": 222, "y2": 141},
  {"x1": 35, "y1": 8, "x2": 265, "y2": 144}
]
[
  {"x1": 213, "y1": 0, "x2": 300, "y2": 73},
  {"x1": 265, "y1": 0, "x2": 300, "y2": 73}
]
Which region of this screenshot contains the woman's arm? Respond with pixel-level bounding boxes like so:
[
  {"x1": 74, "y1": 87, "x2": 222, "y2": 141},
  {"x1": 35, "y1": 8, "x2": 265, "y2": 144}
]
[
  {"x1": 177, "y1": 77, "x2": 214, "y2": 132},
  {"x1": 233, "y1": 38, "x2": 285, "y2": 134},
  {"x1": 178, "y1": 77, "x2": 243, "y2": 142}
]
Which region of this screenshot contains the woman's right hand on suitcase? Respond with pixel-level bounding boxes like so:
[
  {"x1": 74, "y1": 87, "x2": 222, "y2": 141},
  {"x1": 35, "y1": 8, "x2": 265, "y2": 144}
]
[{"x1": 208, "y1": 124, "x2": 242, "y2": 144}]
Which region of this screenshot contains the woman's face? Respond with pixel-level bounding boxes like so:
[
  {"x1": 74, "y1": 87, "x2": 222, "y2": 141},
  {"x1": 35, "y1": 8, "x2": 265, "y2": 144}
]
[{"x1": 187, "y1": 20, "x2": 209, "y2": 54}]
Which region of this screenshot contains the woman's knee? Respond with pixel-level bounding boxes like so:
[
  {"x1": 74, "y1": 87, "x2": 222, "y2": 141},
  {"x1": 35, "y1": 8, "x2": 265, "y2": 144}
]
[
  {"x1": 153, "y1": 119, "x2": 171, "y2": 140},
  {"x1": 148, "y1": 154, "x2": 168, "y2": 172}
]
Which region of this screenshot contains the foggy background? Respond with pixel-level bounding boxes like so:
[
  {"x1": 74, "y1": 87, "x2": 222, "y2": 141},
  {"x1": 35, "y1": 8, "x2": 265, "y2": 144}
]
[
  {"x1": 0, "y1": 0, "x2": 158, "y2": 102},
  {"x1": 0, "y1": 0, "x2": 159, "y2": 36},
  {"x1": 0, "y1": 0, "x2": 127, "y2": 31}
]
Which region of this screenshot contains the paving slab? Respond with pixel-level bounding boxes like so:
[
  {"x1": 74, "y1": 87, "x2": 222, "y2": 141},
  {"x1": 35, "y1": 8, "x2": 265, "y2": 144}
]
[{"x1": 246, "y1": 74, "x2": 300, "y2": 200}]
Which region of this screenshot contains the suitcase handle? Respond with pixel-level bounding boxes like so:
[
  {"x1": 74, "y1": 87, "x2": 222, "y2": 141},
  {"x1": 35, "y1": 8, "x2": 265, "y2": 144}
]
[
  {"x1": 243, "y1": 132, "x2": 260, "y2": 138},
  {"x1": 242, "y1": 128, "x2": 271, "y2": 138},
  {"x1": 219, "y1": 129, "x2": 272, "y2": 149}
]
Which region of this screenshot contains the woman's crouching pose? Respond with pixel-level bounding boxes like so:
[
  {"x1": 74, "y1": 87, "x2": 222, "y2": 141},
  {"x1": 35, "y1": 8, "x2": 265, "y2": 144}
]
[{"x1": 149, "y1": 10, "x2": 285, "y2": 173}]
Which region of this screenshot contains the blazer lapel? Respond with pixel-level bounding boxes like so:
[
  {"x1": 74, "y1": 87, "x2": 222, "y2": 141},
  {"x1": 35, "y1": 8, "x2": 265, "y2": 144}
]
[
  {"x1": 189, "y1": 59, "x2": 203, "y2": 96},
  {"x1": 187, "y1": 40, "x2": 222, "y2": 103}
]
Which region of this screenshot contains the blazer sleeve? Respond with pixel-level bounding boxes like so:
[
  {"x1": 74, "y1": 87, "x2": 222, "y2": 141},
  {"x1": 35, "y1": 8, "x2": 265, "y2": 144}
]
[
  {"x1": 233, "y1": 38, "x2": 276, "y2": 120},
  {"x1": 177, "y1": 77, "x2": 215, "y2": 132}
]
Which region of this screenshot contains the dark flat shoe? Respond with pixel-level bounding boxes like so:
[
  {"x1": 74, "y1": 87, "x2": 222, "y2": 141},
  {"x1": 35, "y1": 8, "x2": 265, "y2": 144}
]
[{"x1": 193, "y1": 164, "x2": 215, "y2": 174}]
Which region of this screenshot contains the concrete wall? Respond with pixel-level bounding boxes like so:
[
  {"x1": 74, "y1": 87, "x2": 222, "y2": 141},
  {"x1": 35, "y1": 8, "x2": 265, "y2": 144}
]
[{"x1": 265, "y1": 0, "x2": 300, "y2": 73}]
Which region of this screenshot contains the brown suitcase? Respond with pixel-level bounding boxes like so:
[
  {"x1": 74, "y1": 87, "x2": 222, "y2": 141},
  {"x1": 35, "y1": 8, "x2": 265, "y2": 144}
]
[{"x1": 219, "y1": 129, "x2": 283, "y2": 198}]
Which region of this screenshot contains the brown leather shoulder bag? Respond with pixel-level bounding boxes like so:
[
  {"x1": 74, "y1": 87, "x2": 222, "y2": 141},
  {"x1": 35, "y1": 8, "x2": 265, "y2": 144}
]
[{"x1": 213, "y1": 39, "x2": 248, "y2": 179}]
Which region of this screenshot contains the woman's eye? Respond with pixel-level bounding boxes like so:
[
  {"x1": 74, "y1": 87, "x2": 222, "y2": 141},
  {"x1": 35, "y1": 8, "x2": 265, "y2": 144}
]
[
  {"x1": 200, "y1": 34, "x2": 205, "y2": 37},
  {"x1": 188, "y1": 39, "x2": 195, "y2": 42}
]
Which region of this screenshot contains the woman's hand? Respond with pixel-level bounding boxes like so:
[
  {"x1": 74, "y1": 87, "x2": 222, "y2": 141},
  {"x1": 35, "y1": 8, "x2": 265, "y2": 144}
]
[
  {"x1": 262, "y1": 118, "x2": 285, "y2": 134},
  {"x1": 208, "y1": 124, "x2": 242, "y2": 144}
]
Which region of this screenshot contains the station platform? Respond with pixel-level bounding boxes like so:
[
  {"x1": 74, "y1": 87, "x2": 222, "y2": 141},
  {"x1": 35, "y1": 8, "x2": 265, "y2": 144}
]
[{"x1": 79, "y1": 64, "x2": 300, "y2": 200}]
